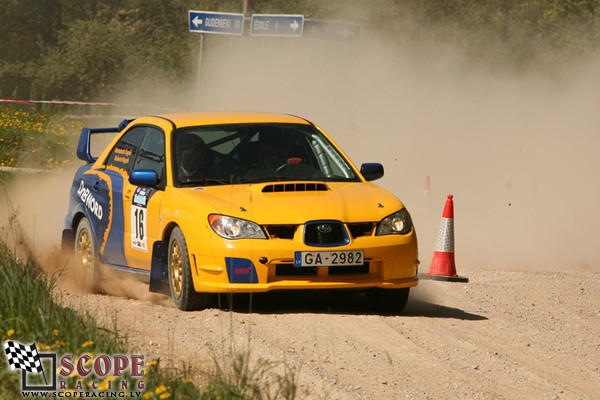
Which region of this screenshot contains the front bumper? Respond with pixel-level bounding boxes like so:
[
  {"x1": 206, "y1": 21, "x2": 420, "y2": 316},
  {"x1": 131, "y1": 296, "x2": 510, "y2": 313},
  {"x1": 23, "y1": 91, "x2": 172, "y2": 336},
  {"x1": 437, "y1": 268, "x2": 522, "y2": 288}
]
[{"x1": 186, "y1": 229, "x2": 419, "y2": 293}]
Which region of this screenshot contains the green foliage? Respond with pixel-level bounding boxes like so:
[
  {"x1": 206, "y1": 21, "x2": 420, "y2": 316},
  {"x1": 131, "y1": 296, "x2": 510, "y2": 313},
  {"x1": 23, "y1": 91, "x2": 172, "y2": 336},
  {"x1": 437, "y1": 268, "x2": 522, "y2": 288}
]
[
  {"x1": 0, "y1": 231, "x2": 301, "y2": 399},
  {"x1": 34, "y1": 19, "x2": 130, "y2": 100},
  {"x1": 1, "y1": 0, "x2": 600, "y2": 101},
  {"x1": 0, "y1": 240, "x2": 127, "y2": 397},
  {"x1": 0, "y1": 108, "x2": 82, "y2": 170},
  {"x1": 201, "y1": 350, "x2": 300, "y2": 400}
]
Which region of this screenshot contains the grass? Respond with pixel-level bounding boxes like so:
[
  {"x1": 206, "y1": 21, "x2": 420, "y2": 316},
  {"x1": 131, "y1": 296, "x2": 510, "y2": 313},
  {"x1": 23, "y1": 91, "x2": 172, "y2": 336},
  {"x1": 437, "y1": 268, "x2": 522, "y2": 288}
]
[
  {"x1": 0, "y1": 233, "x2": 301, "y2": 399},
  {"x1": 0, "y1": 109, "x2": 303, "y2": 399},
  {"x1": 0, "y1": 107, "x2": 82, "y2": 170}
]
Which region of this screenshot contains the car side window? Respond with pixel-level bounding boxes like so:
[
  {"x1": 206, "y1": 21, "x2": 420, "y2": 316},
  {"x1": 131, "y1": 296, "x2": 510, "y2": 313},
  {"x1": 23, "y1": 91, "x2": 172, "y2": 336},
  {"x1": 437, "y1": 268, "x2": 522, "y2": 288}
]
[
  {"x1": 133, "y1": 127, "x2": 165, "y2": 188},
  {"x1": 105, "y1": 127, "x2": 146, "y2": 172}
]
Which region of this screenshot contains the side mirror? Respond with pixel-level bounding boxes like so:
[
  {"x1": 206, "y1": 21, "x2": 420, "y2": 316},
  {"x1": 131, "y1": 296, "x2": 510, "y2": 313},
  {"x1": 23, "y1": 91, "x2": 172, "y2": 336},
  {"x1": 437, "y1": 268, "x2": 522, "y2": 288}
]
[
  {"x1": 129, "y1": 170, "x2": 159, "y2": 186},
  {"x1": 360, "y1": 163, "x2": 384, "y2": 181}
]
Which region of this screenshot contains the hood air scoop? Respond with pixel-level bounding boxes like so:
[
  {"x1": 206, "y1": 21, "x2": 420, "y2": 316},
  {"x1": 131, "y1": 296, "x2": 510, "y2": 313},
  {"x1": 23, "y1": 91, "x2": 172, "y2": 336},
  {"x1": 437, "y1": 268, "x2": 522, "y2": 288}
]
[{"x1": 262, "y1": 183, "x2": 329, "y2": 193}]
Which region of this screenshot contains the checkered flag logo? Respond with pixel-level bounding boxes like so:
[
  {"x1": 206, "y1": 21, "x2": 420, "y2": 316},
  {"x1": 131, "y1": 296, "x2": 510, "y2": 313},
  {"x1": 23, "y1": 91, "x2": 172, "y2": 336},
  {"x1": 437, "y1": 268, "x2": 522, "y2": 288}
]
[{"x1": 3, "y1": 341, "x2": 43, "y2": 374}]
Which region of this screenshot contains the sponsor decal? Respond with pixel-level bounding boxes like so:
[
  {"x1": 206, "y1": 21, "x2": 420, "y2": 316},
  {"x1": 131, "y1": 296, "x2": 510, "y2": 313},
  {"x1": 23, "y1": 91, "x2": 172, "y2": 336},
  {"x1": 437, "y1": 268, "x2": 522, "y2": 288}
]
[
  {"x1": 112, "y1": 147, "x2": 133, "y2": 167},
  {"x1": 77, "y1": 180, "x2": 103, "y2": 220},
  {"x1": 225, "y1": 258, "x2": 259, "y2": 284},
  {"x1": 132, "y1": 187, "x2": 150, "y2": 207},
  {"x1": 234, "y1": 267, "x2": 252, "y2": 275},
  {"x1": 131, "y1": 187, "x2": 153, "y2": 252}
]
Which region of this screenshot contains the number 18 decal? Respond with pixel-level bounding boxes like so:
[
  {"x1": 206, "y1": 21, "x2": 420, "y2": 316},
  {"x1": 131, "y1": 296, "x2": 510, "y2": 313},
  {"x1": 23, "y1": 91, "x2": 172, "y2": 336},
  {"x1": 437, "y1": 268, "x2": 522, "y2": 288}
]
[{"x1": 131, "y1": 187, "x2": 151, "y2": 252}]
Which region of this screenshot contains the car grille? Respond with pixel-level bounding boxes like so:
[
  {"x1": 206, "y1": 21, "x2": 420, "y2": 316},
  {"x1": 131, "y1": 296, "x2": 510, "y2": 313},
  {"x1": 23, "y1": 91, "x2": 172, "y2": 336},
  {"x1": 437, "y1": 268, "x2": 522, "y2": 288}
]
[
  {"x1": 275, "y1": 265, "x2": 318, "y2": 276},
  {"x1": 263, "y1": 221, "x2": 375, "y2": 242},
  {"x1": 328, "y1": 263, "x2": 370, "y2": 275},
  {"x1": 347, "y1": 222, "x2": 375, "y2": 238},
  {"x1": 262, "y1": 183, "x2": 328, "y2": 193},
  {"x1": 304, "y1": 221, "x2": 348, "y2": 246},
  {"x1": 275, "y1": 262, "x2": 370, "y2": 276},
  {"x1": 264, "y1": 225, "x2": 297, "y2": 239}
]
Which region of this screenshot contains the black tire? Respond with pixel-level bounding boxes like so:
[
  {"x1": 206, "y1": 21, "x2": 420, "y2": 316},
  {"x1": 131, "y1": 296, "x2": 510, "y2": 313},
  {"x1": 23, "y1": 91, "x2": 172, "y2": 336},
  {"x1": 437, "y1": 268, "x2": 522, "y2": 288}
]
[
  {"x1": 168, "y1": 227, "x2": 213, "y2": 311},
  {"x1": 366, "y1": 288, "x2": 410, "y2": 315},
  {"x1": 74, "y1": 217, "x2": 100, "y2": 292}
]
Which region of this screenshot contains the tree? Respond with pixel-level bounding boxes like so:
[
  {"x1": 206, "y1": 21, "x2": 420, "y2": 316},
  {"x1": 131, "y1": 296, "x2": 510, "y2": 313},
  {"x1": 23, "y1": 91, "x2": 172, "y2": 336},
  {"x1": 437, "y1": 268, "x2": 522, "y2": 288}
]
[{"x1": 34, "y1": 19, "x2": 128, "y2": 100}]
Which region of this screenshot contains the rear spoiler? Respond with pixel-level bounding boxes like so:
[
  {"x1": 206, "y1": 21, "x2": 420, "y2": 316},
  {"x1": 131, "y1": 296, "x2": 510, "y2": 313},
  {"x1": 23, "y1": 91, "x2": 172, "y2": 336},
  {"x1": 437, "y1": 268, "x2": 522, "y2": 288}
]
[{"x1": 76, "y1": 119, "x2": 133, "y2": 163}]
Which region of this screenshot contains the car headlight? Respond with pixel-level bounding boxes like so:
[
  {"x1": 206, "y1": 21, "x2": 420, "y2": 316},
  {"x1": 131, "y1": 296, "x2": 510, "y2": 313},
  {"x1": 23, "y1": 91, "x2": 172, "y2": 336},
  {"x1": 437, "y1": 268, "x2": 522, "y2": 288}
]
[
  {"x1": 375, "y1": 209, "x2": 412, "y2": 236},
  {"x1": 208, "y1": 214, "x2": 267, "y2": 239}
]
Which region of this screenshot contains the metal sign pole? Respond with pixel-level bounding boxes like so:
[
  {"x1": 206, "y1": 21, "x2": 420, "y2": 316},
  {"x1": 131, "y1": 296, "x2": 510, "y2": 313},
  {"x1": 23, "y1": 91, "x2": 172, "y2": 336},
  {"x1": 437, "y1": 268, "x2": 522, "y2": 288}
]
[{"x1": 196, "y1": 32, "x2": 204, "y2": 106}]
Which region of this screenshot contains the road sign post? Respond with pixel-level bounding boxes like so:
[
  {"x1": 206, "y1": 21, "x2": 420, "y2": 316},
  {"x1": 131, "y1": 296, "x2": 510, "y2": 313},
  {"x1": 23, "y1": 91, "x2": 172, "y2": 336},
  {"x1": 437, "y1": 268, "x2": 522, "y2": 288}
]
[{"x1": 189, "y1": 11, "x2": 245, "y2": 104}]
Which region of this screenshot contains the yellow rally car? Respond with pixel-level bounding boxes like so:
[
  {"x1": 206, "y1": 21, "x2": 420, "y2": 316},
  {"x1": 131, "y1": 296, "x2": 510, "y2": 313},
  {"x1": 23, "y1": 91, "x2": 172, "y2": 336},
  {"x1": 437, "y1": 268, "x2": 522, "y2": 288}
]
[{"x1": 62, "y1": 112, "x2": 419, "y2": 311}]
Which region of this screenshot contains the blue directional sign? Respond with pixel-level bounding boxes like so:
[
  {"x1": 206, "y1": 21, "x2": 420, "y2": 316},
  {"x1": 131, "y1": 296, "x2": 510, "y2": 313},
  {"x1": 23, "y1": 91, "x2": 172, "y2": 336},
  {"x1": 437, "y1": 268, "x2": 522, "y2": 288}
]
[
  {"x1": 251, "y1": 14, "x2": 304, "y2": 37},
  {"x1": 306, "y1": 20, "x2": 361, "y2": 42},
  {"x1": 189, "y1": 10, "x2": 244, "y2": 35}
]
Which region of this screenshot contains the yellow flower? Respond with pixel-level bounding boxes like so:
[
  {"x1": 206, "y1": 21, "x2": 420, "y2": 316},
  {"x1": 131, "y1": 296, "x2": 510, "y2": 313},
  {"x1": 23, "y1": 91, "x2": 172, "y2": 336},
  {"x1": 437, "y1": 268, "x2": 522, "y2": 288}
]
[
  {"x1": 155, "y1": 385, "x2": 167, "y2": 394},
  {"x1": 159, "y1": 393, "x2": 171, "y2": 399},
  {"x1": 82, "y1": 340, "x2": 94, "y2": 347},
  {"x1": 53, "y1": 329, "x2": 60, "y2": 336},
  {"x1": 143, "y1": 392, "x2": 154, "y2": 399},
  {"x1": 7, "y1": 329, "x2": 14, "y2": 337}
]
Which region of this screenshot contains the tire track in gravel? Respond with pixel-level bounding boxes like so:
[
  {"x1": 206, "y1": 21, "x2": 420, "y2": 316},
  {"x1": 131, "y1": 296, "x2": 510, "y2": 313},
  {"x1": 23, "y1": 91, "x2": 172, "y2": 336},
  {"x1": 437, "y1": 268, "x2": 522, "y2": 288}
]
[{"x1": 60, "y1": 269, "x2": 600, "y2": 400}]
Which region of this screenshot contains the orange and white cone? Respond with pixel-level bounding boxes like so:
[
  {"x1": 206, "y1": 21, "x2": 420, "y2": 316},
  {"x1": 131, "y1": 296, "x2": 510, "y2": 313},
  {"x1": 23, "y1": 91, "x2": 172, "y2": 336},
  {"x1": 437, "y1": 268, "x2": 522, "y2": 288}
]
[{"x1": 421, "y1": 195, "x2": 468, "y2": 283}]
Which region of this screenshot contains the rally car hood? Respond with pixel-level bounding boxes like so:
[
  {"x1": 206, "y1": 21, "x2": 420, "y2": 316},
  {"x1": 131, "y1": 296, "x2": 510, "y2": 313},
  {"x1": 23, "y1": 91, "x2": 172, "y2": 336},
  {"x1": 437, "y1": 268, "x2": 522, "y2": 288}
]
[{"x1": 178, "y1": 182, "x2": 404, "y2": 224}]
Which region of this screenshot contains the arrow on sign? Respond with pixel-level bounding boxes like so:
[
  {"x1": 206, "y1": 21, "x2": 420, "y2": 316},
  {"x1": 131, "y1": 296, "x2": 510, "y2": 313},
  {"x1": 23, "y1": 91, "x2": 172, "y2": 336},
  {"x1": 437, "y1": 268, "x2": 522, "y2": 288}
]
[
  {"x1": 250, "y1": 14, "x2": 304, "y2": 37},
  {"x1": 188, "y1": 10, "x2": 244, "y2": 35}
]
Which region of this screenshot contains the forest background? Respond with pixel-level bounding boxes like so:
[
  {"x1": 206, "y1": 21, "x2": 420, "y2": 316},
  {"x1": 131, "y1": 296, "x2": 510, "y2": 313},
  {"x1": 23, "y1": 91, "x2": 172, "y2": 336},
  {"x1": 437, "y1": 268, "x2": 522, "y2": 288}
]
[{"x1": 2, "y1": 0, "x2": 600, "y2": 104}]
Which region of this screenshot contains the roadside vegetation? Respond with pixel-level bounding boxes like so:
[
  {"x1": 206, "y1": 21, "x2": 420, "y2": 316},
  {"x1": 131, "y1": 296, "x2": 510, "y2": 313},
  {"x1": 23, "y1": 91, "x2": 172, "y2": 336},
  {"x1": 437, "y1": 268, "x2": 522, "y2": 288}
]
[
  {"x1": 0, "y1": 221, "x2": 300, "y2": 399},
  {"x1": 0, "y1": 107, "x2": 81, "y2": 170}
]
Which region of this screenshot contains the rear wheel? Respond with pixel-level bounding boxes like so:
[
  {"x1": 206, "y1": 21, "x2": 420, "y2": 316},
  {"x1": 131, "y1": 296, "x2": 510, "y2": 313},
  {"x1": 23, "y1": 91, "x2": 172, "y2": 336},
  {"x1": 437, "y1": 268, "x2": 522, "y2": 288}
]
[
  {"x1": 168, "y1": 227, "x2": 212, "y2": 311},
  {"x1": 74, "y1": 217, "x2": 99, "y2": 292},
  {"x1": 367, "y1": 288, "x2": 410, "y2": 315}
]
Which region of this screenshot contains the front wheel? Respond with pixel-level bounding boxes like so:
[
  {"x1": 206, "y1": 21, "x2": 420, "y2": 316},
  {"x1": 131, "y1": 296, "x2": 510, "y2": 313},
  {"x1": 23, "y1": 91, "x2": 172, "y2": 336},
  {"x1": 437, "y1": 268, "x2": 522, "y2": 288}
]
[
  {"x1": 366, "y1": 288, "x2": 410, "y2": 315},
  {"x1": 168, "y1": 227, "x2": 213, "y2": 311}
]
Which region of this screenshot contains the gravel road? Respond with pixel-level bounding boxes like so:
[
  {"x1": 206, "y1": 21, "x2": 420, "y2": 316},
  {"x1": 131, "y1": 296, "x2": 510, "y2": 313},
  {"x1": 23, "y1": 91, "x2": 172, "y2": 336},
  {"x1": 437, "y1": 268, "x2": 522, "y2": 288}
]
[{"x1": 60, "y1": 267, "x2": 600, "y2": 400}]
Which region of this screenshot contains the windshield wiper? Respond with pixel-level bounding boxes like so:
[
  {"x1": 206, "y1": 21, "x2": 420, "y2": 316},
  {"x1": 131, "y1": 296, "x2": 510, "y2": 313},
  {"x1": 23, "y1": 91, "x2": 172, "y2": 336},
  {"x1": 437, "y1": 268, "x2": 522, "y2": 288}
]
[
  {"x1": 243, "y1": 176, "x2": 302, "y2": 184},
  {"x1": 180, "y1": 178, "x2": 229, "y2": 187}
]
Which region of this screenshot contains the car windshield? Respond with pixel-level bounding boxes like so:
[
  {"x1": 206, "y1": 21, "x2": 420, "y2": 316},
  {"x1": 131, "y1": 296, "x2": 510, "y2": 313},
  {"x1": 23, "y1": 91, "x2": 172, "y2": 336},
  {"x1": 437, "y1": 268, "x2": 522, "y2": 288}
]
[{"x1": 173, "y1": 123, "x2": 360, "y2": 186}]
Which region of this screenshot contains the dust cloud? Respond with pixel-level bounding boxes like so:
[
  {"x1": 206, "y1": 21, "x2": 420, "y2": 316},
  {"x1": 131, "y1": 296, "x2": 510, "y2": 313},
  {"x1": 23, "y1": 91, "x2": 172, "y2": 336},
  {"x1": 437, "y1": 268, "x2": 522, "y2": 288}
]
[
  {"x1": 0, "y1": 172, "x2": 167, "y2": 303},
  {"x1": 182, "y1": 13, "x2": 600, "y2": 272},
  {"x1": 2, "y1": 6, "x2": 599, "y2": 291}
]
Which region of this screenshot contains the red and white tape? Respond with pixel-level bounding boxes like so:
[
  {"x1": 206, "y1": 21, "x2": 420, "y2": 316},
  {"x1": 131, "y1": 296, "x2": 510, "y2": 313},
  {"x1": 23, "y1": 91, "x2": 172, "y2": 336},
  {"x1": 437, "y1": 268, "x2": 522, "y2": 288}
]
[{"x1": 0, "y1": 98, "x2": 185, "y2": 112}]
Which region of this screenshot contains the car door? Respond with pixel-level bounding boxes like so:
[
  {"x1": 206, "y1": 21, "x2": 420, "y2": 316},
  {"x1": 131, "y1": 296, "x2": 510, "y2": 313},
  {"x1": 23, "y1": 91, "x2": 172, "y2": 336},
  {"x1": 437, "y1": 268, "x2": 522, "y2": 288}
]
[
  {"x1": 122, "y1": 126, "x2": 166, "y2": 270},
  {"x1": 96, "y1": 127, "x2": 146, "y2": 267}
]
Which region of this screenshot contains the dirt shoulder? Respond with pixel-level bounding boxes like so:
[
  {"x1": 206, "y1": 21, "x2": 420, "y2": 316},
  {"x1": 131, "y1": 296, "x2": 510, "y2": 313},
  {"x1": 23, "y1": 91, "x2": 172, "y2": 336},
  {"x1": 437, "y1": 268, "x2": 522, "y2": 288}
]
[{"x1": 60, "y1": 267, "x2": 600, "y2": 400}]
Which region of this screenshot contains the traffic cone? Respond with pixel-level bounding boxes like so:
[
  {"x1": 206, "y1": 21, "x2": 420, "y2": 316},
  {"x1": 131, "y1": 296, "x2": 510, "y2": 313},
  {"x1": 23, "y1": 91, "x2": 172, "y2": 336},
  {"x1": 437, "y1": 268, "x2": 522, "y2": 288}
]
[{"x1": 420, "y1": 195, "x2": 468, "y2": 283}]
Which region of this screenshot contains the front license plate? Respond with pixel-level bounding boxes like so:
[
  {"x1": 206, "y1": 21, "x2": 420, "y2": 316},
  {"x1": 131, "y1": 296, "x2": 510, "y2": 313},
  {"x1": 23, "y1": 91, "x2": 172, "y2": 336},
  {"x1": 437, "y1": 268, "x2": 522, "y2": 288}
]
[{"x1": 294, "y1": 250, "x2": 364, "y2": 267}]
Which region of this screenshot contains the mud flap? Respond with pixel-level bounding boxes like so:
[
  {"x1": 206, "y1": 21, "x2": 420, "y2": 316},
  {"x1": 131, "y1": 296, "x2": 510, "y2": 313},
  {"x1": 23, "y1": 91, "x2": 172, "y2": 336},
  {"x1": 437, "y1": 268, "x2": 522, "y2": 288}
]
[
  {"x1": 61, "y1": 229, "x2": 75, "y2": 253},
  {"x1": 149, "y1": 240, "x2": 170, "y2": 295}
]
